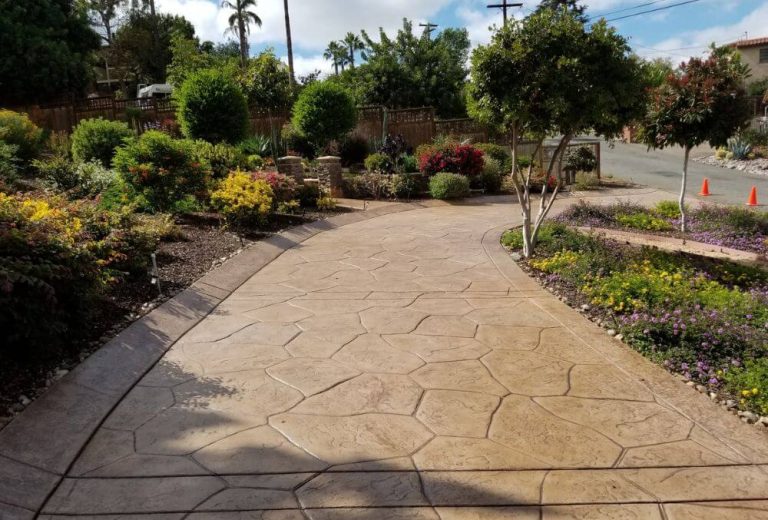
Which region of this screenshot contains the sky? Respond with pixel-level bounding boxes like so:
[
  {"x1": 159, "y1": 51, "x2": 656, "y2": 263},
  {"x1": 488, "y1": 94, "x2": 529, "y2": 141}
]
[{"x1": 154, "y1": 0, "x2": 768, "y2": 77}]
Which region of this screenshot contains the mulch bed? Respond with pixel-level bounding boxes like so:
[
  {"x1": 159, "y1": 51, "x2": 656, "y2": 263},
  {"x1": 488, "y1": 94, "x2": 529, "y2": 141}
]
[{"x1": 0, "y1": 208, "x2": 348, "y2": 426}]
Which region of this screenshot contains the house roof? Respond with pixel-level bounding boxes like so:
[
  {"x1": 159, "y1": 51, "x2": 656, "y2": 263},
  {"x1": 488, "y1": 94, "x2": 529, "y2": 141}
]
[{"x1": 729, "y1": 36, "x2": 768, "y2": 49}]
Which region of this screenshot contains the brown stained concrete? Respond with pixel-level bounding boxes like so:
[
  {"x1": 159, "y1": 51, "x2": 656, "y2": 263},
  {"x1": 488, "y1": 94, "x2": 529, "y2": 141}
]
[{"x1": 3, "y1": 190, "x2": 768, "y2": 518}]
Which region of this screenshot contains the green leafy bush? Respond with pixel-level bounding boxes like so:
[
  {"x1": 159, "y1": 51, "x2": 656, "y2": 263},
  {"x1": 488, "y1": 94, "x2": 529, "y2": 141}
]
[
  {"x1": 281, "y1": 123, "x2": 316, "y2": 159},
  {"x1": 564, "y1": 146, "x2": 597, "y2": 173},
  {"x1": 481, "y1": 157, "x2": 503, "y2": 194},
  {"x1": 364, "y1": 152, "x2": 393, "y2": 173},
  {"x1": 391, "y1": 173, "x2": 428, "y2": 200},
  {"x1": 654, "y1": 200, "x2": 682, "y2": 219},
  {"x1": 741, "y1": 129, "x2": 768, "y2": 147},
  {"x1": 176, "y1": 68, "x2": 249, "y2": 144},
  {"x1": 0, "y1": 142, "x2": 20, "y2": 184},
  {"x1": 291, "y1": 81, "x2": 357, "y2": 150},
  {"x1": 616, "y1": 212, "x2": 673, "y2": 231},
  {"x1": 400, "y1": 154, "x2": 418, "y2": 173},
  {"x1": 297, "y1": 182, "x2": 320, "y2": 208},
  {"x1": 475, "y1": 143, "x2": 510, "y2": 170},
  {"x1": 71, "y1": 118, "x2": 133, "y2": 167},
  {"x1": 112, "y1": 131, "x2": 211, "y2": 213},
  {"x1": 195, "y1": 140, "x2": 247, "y2": 178},
  {"x1": 429, "y1": 172, "x2": 470, "y2": 200},
  {"x1": 73, "y1": 160, "x2": 118, "y2": 197},
  {"x1": 246, "y1": 154, "x2": 264, "y2": 170},
  {"x1": 724, "y1": 358, "x2": 768, "y2": 415},
  {"x1": 340, "y1": 136, "x2": 370, "y2": 166},
  {"x1": 0, "y1": 109, "x2": 44, "y2": 161},
  {"x1": 210, "y1": 171, "x2": 273, "y2": 225},
  {"x1": 32, "y1": 155, "x2": 78, "y2": 190}
]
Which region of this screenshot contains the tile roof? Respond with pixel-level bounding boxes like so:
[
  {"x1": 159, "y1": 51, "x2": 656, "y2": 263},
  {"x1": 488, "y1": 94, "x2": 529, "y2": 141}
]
[{"x1": 729, "y1": 36, "x2": 768, "y2": 48}]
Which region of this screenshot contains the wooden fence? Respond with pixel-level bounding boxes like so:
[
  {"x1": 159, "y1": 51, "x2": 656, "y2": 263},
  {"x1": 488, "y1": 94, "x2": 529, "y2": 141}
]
[{"x1": 11, "y1": 97, "x2": 490, "y2": 149}]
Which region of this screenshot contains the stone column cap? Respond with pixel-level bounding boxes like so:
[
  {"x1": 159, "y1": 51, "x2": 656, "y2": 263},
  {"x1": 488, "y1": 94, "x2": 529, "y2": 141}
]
[{"x1": 316, "y1": 156, "x2": 341, "y2": 161}]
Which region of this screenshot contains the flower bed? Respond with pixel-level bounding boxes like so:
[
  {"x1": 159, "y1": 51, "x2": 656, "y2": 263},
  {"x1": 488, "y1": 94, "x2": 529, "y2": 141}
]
[
  {"x1": 557, "y1": 200, "x2": 768, "y2": 257},
  {"x1": 502, "y1": 221, "x2": 768, "y2": 422}
]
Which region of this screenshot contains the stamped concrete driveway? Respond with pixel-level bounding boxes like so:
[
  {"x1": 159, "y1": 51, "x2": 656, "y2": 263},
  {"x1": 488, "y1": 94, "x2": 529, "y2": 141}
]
[{"x1": 19, "y1": 194, "x2": 768, "y2": 518}]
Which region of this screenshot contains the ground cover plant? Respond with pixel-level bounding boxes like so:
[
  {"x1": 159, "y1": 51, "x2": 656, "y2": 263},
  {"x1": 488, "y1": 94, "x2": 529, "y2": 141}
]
[
  {"x1": 557, "y1": 200, "x2": 768, "y2": 256},
  {"x1": 502, "y1": 221, "x2": 768, "y2": 417}
]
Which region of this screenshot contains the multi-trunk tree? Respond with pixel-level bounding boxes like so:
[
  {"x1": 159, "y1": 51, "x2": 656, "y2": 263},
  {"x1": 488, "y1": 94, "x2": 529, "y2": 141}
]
[
  {"x1": 468, "y1": 7, "x2": 646, "y2": 258},
  {"x1": 642, "y1": 46, "x2": 752, "y2": 231}
]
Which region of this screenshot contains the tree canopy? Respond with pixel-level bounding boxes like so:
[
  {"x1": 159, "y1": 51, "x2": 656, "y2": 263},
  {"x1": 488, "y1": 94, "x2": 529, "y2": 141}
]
[
  {"x1": 0, "y1": 0, "x2": 101, "y2": 105},
  {"x1": 331, "y1": 19, "x2": 471, "y2": 118}
]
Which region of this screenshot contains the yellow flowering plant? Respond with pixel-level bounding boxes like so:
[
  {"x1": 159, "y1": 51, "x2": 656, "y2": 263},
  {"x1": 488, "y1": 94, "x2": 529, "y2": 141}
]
[{"x1": 210, "y1": 170, "x2": 274, "y2": 225}]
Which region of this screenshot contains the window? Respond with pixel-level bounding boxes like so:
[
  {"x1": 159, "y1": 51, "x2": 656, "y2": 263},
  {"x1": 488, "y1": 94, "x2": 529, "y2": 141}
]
[{"x1": 760, "y1": 47, "x2": 768, "y2": 64}]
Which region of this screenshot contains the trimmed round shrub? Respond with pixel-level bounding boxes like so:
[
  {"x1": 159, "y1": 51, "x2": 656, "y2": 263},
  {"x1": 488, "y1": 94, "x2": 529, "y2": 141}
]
[
  {"x1": 291, "y1": 81, "x2": 357, "y2": 150},
  {"x1": 481, "y1": 157, "x2": 503, "y2": 194},
  {"x1": 112, "y1": 131, "x2": 211, "y2": 213},
  {"x1": 71, "y1": 118, "x2": 133, "y2": 167},
  {"x1": 429, "y1": 172, "x2": 470, "y2": 200},
  {"x1": 364, "y1": 152, "x2": 393, "y2": 173},
  {"x1": 0, "y1": 109, "x2": 44, "y2": 161},
  {"x1": 176, "y1": 69, "x2": 249, "y2": 144}
]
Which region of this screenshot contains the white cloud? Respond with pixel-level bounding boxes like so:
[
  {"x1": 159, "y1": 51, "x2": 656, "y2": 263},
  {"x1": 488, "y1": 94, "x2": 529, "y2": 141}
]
[
  {"x1": 634, "y1": 1, "x2": 768, "y2": 61},
  {"x1": 284, "y1": 53, "x2": 334, "y2": 79}
]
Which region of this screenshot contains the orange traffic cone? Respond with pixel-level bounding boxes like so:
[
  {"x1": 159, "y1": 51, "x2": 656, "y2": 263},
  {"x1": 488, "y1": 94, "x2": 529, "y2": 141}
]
[
  {"x1": 699, "y1": 178, "x2": 711, "y2": 196},
  {"x1": 747, "y1": 186, "x2": 758, "y2": 206}
]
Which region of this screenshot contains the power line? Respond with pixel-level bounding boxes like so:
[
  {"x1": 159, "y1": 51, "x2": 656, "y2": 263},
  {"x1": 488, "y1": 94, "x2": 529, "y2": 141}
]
[
  {"x1": 587, "y1": 0, "x2": 669, "y2": 21},
  {"x1": 603, "y1": 0, "x2": 702, "y2": 22}
]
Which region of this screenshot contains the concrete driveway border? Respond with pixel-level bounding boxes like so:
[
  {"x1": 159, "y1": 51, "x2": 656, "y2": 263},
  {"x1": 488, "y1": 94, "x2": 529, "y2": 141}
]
[{"x1": 0, "y1": 199, "x2": 444, "y2": 518}]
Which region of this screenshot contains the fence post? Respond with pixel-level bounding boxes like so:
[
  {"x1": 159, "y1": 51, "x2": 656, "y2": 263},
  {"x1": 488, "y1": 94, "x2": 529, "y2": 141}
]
[{"x1": 595, "y1": 142, "x2": 601, "y2": 180}]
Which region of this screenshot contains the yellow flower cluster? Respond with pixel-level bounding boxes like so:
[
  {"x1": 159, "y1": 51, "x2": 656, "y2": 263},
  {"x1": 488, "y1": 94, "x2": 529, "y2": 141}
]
[
  {"x1": 1, "y1": 193, "x2": 83, "y2": 242},
  {"x1": 530, "y1": 250, "x2": 580, "y2": 273},
  {"x1": 210, "y1": 170, "x2": 274, "y2": 224}
]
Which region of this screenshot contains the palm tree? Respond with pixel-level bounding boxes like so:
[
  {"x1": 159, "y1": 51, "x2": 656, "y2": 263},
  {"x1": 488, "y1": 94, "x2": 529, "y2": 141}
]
[
  {"x1": 222, "y1": 0, "x2": 262, "y2": 67},
  {"x1": 342, "y1": 32, "x2": 364, "y2": 69},
  {"x1": 323, "y1": 41, "x2": 346, "y2": 75},
  {"x1": 283, "y1": 0, "x2": 295, "y2": 86}
]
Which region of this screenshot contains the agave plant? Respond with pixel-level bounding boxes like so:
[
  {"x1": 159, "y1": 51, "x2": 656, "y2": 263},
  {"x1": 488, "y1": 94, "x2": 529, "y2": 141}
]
[
  {"x1": 239, "y1": 135, "x2": 272, "y2": 156},
  {"x1": 727, "y1": 134, "x2": 752, "y2": 160}
]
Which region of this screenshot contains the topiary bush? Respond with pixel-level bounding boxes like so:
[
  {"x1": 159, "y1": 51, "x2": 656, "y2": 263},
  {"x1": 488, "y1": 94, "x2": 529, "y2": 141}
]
[
  {"x1": 210, "y1": 170, "x2": 274, "y2": 225},
  {"x1": 0, "y1": 109, "x2": 44, "y2": 162},
  {"x1": 71, "y1": 118, "x2": 133, "y2": 167},
  {"x1": 291, "y1": 81, "x2": 357, "y2": 151},
  {"x1": 112, "y1": 131, "x2": 211, "y2": 213},
  {"x1": 176, "y1": 68, "x2": 249, "y2": 144},
  {"x1": 429, "y1": 172, "x2": 470, "y2": 200}
]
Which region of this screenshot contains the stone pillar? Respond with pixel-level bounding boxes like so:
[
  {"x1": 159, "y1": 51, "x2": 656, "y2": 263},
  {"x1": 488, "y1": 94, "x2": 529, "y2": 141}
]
[
  {"x1": 316, "y1": 156, "x2": 343, "y2": 198},
  {"x1": 277, "y1": 156, "x2": 304, "y2": 182}
]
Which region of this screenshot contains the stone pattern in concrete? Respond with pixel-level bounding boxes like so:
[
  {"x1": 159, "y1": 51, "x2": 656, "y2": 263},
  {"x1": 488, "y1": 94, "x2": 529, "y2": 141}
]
[{"x1": 8, "y1": 196, "x2": 768, "y2": 517}]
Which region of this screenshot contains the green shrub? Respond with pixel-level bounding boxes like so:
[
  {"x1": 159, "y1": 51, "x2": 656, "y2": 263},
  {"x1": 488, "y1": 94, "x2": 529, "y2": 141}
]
[
  {"x1": 654, "y1": 200, "x2": 682, "y2": 219},
  {"x1": 724, "y1": 358, "x2": 768, "y2": 415},
  {"x1": 297, "y1": 182, "x2": 320, "y2": 207},
  {"x1": 281, "y1": 123, "x2": 316, "y2": 159},
  {"x1": 32, "y1": 155, "x2": 78, "y2": 190},
  {"x1": 195, "y1": 140, "x2": 247, "y2": 178},
  {"x1": 176, "y1": 68, "x2": 249, "y2": 144},
  {"x1": 71, "y1": 118, "x2": 133, "y2": 167},
  {"x1": 475, "y1": 143, "x2": 510, "y2": 170},
  {"x1": 747, "y1": 78, "x2": 768, "y2": 97},
  {"x1": 481, "y1": 157, "x2": 503, "y2": 194},
  {"x1": 742, "y1": 129, "x2": 768, "y2": 147},
  {"x1": 291, "y1": 81, "x2": 357, "y2": 150},
  {"x1": 0, "y1": 109, "x2": 44, "y2": 161},
  {"x1": 391, "y1": 173, "x2": 428, "y2": 200},
  {"x1": 210, "y1": 171, "x2": 273, "y2": 225},
  {"x1": 340, "y1": 136, "x2": 369, "y2": 166},
  {"x1": 616, "y1": 212, "x2": 673, "y2": 231},
  {"x1": 565, "y1": 146, "x2": 597, "y2": 173},
  {"x1": 0, "y1": 142, "x2": 20, "y2": 184},
  {"x1": 73, "y1": 160, "x2": 118, "y2": 197},
  {"x1": 246, "y1": 154, "x2": 264, "y2": 170},
  {"x1": 429, "y1": 172, "x2": 470, "y2": 200},
  {"x1": 573, "y1": 172, "x2": 600, "y2": 191},
  {"x1": 401, "y1": 154, "x2": 418, "y2": 173},
  {"x1": 112, "y1": 131, "x2": 211, "y2": 213},
  {"x1": 364, "y1": 152, "x2": 393, "y2": 173}
]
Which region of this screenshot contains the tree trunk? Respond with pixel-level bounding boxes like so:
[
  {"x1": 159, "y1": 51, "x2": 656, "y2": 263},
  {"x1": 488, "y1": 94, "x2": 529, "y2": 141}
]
[
  {"x1": 680, "y1": 145, "x2": 690, "y2": 232},
  {"x1": 349, "y1": 45, "x2": 355, "y2": 69},
  {"x1": 334, "y1": 62, "x2": 339, "y2": 75},
  {"x1": 283, "y1": 0, "x2": 296, "y2": 86},
  {"x1": 239, "y1": 15, "x2": 248, "y2": 68}
]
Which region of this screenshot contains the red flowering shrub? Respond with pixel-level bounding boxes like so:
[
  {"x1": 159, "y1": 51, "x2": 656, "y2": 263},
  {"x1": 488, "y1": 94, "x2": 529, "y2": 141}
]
[
  {"x1": 251, "y1": 170, "x2": 298, "y2": 203},
  {"x1": 113, "y1": 131, "x2": 211, "y2": 212},
  {"x1": 418, "y1": 144, "x2": 484, "y2": 176}
]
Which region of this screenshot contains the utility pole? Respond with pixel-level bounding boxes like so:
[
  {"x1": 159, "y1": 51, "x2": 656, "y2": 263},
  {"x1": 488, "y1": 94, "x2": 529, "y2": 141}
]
[
  {"x1": 419, "y1": 22, "x2": 438, "y2": 40},
  {"x1": 487, "y1": 1, "x2": 523, "y2": 25}
]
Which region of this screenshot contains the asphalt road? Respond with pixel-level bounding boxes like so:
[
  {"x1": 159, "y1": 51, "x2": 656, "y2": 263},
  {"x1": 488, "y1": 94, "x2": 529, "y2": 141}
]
[{"x1": 600, "y1": 140, "x2": 768, "y2": 207}]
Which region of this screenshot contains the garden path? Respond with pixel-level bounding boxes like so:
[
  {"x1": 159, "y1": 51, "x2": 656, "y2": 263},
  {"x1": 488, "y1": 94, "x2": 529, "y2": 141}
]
[{"x1": 4, "y1": 190, "x2": 768, "y2": 519}]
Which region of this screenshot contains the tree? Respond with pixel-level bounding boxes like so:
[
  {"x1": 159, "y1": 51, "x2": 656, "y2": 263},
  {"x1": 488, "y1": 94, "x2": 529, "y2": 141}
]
[
  {"x1": 468, "y1": 8, "x2": 646, "y2": 257},
  {"x1": 112, "y1": 11, "x2": 195, "y2": 83},
  {"x1": 0, "y1": 0, "x2": 101, "y2": 105},
  {"x1": 535, "y1": 0, "x2": 586, "y2": 20},
  {"x1": 241, "y1": 49, "x2": 292, "y2": 109},
  {"x1": 324, "y1": 41, "x2": 348, "y2": 75},
  {"x1": 79, "y1": 0, "x2": 123, "y2": 44},
  {"x1": 642, "y1": 46, "x2": 751, "y2": 231},
  {"x1": 343, "y1": 32, "x2": 365, "y2": 69},
  {"x1": 176, "y1": 68, "x2": 249, "y2": 144},
  {"x1": 222, "y1": 0, "x2": 262, "y2": 67},
  {"x1": 283, "y1": 0, "x2": 295, "y2": 86},
  {"x1": 291, "y1": 81, "x2": 357, "y2": 152}
]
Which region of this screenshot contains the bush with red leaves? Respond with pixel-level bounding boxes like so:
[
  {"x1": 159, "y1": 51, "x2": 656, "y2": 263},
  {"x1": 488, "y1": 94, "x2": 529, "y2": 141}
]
[{"x1": 418, "y1": 144, "x2": 484, "y2": 176}]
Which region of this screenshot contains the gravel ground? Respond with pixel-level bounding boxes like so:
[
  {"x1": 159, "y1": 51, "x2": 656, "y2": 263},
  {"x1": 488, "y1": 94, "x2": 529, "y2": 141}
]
[
  {"x1": 694, "y1": 155, "x2": 768, "y2": 177},
  {"x1": 0, "y1": 209, "x2": 348, "y2": 427}
]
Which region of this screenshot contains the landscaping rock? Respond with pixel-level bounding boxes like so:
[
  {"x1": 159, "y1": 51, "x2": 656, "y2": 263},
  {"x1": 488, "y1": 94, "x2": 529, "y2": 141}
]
[
  {"x1": 726, "y1": 399, "x2": 737, "y2": 409},
  {"x1": 738, "y1": 411, "x2": 759, "y2": 424},
  {"x1": 606, "y1": 329, "x2": 616, "y2": 337},
  {"x1": 510, "y1": 252, "x2": 522, "y2": 261}
]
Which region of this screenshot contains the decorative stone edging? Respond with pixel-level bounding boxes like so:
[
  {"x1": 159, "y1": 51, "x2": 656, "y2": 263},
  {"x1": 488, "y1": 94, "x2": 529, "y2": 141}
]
[
  {"x1": 0, "y1": 200, "x2": 441, "y2": 518},
  {"x1": 695, "y1": 155, "x2": 768, "y2": 177}
]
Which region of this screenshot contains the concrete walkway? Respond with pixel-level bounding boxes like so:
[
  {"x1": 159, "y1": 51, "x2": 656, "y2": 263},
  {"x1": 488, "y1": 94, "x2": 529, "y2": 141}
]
[{"x1": 3, "y1": 192, "x2": 768, "y2": 519}]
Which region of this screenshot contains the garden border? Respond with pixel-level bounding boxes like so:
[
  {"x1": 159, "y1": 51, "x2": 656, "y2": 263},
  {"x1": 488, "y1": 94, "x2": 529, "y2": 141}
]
[
  {"x1": 0, "y1": 199, "x2": 446, "y2": 518},
  {"x1": 482, "y1": 222, "x2": 768, "y2": 466}
]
